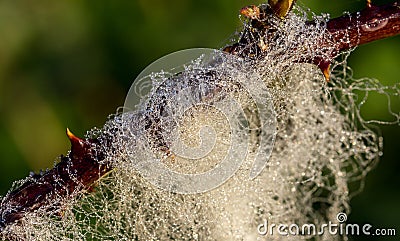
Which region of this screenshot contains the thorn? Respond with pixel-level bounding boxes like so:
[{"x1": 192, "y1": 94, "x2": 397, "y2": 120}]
[
  {"x1": 318, "y1": 61, "x2": 331, "y2": 82},
  {"x1": 66, "y1": 128, "x2": 81, "y2": 143},
  {"x1": 223, "y1": 43, "x2": 239, "y2": 54},
  {"x1": 66, "y1": 128, "x2": 74, "y2": 140},
  {"x1": 322, "y1": 65, "x2": 330, "y2": 82},
  {"x1": 366, "y1": 0, "x2": 372, "y2": 8},
  {"x1": 240, "y1": 5, "x2": 261, "y2": 20},
  {"x1": 268, "y1": 0, "x2": 296, "y2": 18},
  {"x1": 66, "y1": 128, "x2": 86, "y2": 155},
  {"x1": 313, "y1": 58, "x2": 331, "y2": 82}
]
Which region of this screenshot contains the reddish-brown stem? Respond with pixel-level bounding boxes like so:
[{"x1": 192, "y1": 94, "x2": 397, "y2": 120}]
[
  {"x1": 0, "y1": 130, "x2": 111, "y2": 239},
  {"x1": 326, "y1": 1, "x2": 400, "y2": 55},
  {"x1": 316, "y1": 1, "x2": 400, "y2": 79},
  {"x1": 1, "y1": 1, "x2": 399, "y2": 238},
  {"x1": 227, "y1": 2, "x2": 400, "y2": 79}
]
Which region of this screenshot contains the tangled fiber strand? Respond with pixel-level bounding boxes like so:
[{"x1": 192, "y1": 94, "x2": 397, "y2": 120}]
[{"x1": 2, "y1": 5, "x2": 399, "y2": 241}]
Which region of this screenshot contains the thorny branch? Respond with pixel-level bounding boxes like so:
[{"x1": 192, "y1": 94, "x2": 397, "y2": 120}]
[
  {"x1": 226, "y1": 1, "x2": 400, "y2": 79},
  {"x1": 1, "y1": 1, "x2": 399, "y2": 238}
]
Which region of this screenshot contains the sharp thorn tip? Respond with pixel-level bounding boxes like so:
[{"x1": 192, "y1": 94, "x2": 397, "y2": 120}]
[{"x1": 66, "y1": 128, "x2": 75, "y2": 140}]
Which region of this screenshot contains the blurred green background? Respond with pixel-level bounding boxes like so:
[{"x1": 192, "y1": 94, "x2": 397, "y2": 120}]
[{"x1": 0, "y1": 0, "x2": 398, "y2": 240}]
